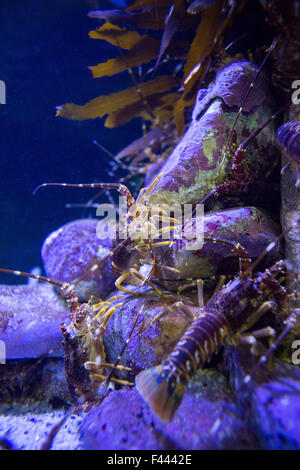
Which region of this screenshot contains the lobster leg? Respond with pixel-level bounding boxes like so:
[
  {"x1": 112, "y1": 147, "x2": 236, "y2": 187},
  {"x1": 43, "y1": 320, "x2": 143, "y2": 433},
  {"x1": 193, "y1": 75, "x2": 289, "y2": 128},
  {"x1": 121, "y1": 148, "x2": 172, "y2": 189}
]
[{"x1": 115, "y1": 268, "x2": 164, "y2": 296}]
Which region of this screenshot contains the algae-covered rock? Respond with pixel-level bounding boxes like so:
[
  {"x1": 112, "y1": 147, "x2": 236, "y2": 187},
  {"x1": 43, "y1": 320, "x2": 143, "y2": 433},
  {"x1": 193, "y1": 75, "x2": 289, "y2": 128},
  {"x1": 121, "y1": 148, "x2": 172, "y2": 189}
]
[
  {"x1": 148, "y1": 61, "x2": 278, "y2": 208},
  {"x1": 41, "y1": 218, "x2": 116, "y2": 301}
]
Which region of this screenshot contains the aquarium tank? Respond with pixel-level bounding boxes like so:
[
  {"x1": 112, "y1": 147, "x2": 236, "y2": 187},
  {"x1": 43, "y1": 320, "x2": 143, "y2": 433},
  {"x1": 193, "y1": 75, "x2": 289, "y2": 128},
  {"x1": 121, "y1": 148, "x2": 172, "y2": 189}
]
[{"x1": 0, "y1": 0, "x2": 300, "y2": 452}]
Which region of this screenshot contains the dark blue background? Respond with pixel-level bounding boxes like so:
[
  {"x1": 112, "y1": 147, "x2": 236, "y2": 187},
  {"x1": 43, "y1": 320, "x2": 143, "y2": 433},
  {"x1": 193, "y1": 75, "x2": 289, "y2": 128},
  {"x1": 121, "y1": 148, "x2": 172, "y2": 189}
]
[{"x1": 0, "y1": 0, "x2": 139, "y2": 284}]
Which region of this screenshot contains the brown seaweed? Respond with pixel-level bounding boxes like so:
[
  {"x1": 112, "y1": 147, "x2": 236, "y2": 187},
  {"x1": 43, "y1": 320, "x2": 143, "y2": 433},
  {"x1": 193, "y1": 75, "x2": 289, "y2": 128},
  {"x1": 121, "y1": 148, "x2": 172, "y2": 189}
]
[{"x1": 57, "y1": 1, "x2": 246, "y2": 135}]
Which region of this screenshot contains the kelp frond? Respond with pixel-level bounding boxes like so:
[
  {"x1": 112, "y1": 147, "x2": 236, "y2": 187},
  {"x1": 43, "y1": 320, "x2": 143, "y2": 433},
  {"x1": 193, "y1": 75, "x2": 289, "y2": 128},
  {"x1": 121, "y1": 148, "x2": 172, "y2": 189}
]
[{"x1": 56, "y1": 75, "x2": 178, "y2": 127}]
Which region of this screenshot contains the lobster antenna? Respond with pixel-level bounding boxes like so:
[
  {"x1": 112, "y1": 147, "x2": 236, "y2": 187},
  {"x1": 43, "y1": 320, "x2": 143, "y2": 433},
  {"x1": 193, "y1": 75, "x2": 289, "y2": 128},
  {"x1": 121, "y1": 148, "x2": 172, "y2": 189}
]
[
  {"x1": 0, "y1": 268, "x2": 64, "y2": 289},
  {"x1": 65, "y1": 173, "x2": 141, "y2": 211},
  {"x1": 32, "y1": 181, "x2": 135, "y2": 205},
  {"x1": 93, "y1": 140, "x2": 129, "y2": 173},
  {"x1": 224, "y1": 33, "x2": 247, "y2": 52}
]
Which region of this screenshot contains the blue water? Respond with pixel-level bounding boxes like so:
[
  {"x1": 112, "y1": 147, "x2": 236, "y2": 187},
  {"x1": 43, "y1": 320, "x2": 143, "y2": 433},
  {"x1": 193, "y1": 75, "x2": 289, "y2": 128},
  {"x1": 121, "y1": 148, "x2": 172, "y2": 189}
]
[{"x1": 0, "y1": 0, "x2": 139, "y2": 284}]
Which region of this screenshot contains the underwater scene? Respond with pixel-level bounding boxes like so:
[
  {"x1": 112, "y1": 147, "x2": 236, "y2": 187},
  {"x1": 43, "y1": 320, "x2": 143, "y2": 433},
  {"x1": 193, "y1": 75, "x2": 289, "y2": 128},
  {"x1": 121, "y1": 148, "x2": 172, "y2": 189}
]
[{"x1": 0, "y1": 0, "x2": 300, "y2": 452}]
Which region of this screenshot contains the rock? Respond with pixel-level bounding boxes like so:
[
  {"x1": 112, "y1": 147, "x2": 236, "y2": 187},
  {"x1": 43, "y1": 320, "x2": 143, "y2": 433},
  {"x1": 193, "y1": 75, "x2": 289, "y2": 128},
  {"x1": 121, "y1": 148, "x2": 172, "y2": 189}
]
[
  {"x1": 81, "y1": 369, "x2": 257, "y2": 450},
  {"x1": 39, "y1": 358, "x2": 71, "y2": 404},
  {"x1": 148, "y1": 61, "x2": 278, "y2": 209},
  {"x1": 253, "y1": 375, "x2": 300, "y2": 450},
  {"x1": 225, "y1": 343, "x2": 300, "y2": 450},
  {"x1": 153, "y1": 206, "x2": 281, "y2": 291},
  {"x1": 41, "y1": 218, "x2": 116, "y2": 301},
  {"x1": 81, "y1": 388, "x2": 169, "y2": 450},
  {"x1": 0, "y1": 284, "x2": 69, "y2": 359},
  {"x1": 103, "y1": 290, "x2": 196, "y2": 379},
  {"x1": 193, "y1": 61, "x2": 267, "y2": 116}
]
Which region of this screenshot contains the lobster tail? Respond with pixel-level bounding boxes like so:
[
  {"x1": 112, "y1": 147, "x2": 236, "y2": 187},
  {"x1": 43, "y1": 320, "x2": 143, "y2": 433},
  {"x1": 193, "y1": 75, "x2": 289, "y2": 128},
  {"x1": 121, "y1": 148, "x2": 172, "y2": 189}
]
[{"x1": 135, "y1": 365, "x2": 185, "y2": 422}]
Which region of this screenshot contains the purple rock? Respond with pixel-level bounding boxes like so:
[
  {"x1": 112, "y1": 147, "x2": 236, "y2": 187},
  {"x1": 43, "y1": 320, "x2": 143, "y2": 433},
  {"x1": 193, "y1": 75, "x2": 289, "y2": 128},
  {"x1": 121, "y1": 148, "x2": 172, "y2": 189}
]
[
  {"x1": 254, "y1": 376, "x2": 300, "y2": 449},
  {"x1": 81, "y1": 388, "x2": 167, "y2": 450},
  {"x1": 41, "y1": 219, "x2": 116, "y2": 301},
  {"x1": 193, "y1": 61, "x2": 267, "y2": 118},
  {"x1": 0, "y1": 284, "x2": 69, "y2": 359},
  {"x1": 226, "y1": 344, "x2": 300, "y2": 449},
  {"x1": 81, "y1": 370, "x2": 257, "y2": 450},
  {"x1": 154, "y1": 206, "x2": 281, "y2": 290}
]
